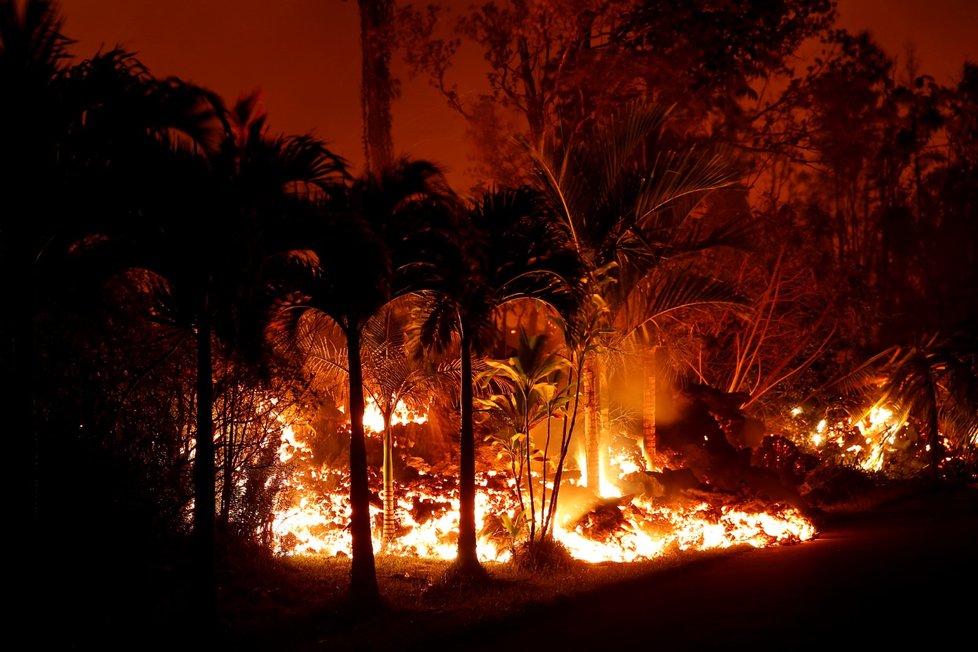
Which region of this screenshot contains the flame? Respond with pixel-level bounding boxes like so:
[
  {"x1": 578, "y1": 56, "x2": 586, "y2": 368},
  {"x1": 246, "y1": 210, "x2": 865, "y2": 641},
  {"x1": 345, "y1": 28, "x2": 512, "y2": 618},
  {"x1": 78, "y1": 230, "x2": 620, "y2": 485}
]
[
  {"x1": 277, "y1": 424, "x2": 307, "y2": 463},
  {"x1": 853, "y1": 406, "x2": 896, "y2": 471},
  {"x1": 269, "y1": 402, "x2": 818, "y2": 564},
  {"x1": 554, "y1": 497, "x2": 815, "y2": 563},
  {"x1": 362, "y1": 397, "x2": 428, "y2": 434},
  {"x1": 271, "y1": 464, "x2": 815, "y2": 562},
  {"x1": 575, "y1": 448, "x2": 587, "y2": 488},
  {"x1": 802, "y1": 405, "x2": 905, "y2": 472}
]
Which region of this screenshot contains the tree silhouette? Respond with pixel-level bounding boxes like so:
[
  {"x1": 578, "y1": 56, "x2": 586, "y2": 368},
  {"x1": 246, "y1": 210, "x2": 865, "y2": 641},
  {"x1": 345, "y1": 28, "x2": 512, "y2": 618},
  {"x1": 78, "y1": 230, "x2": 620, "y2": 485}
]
[
  {"x1": 838, "y1": 331, "x2": 978, "y2": 481},
  {"x1": 298, "y1": 297, "x2": 459, "y2": 549},
  {"x1": 267, "y1": 158, "x2": 458, "y2": 609},
  {"x1": 416, "y1": 185, "x2": 583, "y2": 580},
  {"x1": 72, "y1": 84, "x2": 345, "y2": 627}
]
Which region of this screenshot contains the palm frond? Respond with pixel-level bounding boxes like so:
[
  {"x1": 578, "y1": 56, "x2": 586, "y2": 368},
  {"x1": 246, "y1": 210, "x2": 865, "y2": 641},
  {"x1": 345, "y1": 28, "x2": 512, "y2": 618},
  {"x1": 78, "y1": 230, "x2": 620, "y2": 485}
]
[
  {"x1": 631, "y1": 146, "x2": 740, "y2": 229},
  {"x1": 618, "y1": 267, "x2": 748, "y2": 345}
]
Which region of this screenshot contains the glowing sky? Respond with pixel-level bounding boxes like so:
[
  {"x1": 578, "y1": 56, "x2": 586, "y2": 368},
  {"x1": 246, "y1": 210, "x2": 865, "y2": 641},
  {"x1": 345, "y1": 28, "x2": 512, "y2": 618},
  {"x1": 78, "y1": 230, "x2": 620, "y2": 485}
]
[{"x1": 57, "y1": 0, "x2": 977, "y2": 193}]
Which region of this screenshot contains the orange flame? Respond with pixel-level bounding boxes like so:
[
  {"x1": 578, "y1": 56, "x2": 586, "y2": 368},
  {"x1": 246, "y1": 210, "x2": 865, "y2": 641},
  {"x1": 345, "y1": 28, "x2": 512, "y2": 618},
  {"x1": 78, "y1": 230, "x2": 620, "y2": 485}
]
[{"x1": 271, "y1": 405, "x2": 817, "y2": 563}]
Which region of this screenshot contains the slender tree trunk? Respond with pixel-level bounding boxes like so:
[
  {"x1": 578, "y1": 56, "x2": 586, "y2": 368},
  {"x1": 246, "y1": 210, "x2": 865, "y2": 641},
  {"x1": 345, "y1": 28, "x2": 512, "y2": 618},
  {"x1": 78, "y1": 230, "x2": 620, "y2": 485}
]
[
  {"x1": 8, "y1": 249, "x2": 38, "y2": 614},
  {"x1": 194, "y1": 302, "x2": 217, "y2": 629},
  {"x1": 524, "y1": 401, "x2": 536, "y2": 544},
  {"x1": 456, "y1": 331, "x2": 483, "y2": 571},
  {"x1": 381, "y1": 416, "x2": 396, "y2": 548},
  {"x1": 641, "y1": 346, "x2": 664, "y2": 471},
  {"x1": 220, "y1": 386, "x2": 235, "y2": 530},
  {"x1": 596, "y1": 355, "x2": 611, "y2": 483},
  {"x1": 358, "y1": 0, "x2": 395, "y2": 177},
  {"x1": 582, "y1": 358, "x2": 601, "y2": 491},
  {"x1": 346, "y1": 328, "x2": 381, "y2": 608},
  {"x1": 9, "y1": 256, "x2": 37, "y2": 525},
  {"x1": 925, "y1": 374, "x2": 943, "y2": 484}
]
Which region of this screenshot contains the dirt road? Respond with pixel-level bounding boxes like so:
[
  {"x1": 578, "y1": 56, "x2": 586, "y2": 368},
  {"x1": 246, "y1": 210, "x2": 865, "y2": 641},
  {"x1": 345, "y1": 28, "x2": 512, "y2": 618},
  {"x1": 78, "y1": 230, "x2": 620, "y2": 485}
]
[{"x1": 424, "y1": 486, "x2": 978, "y2": 650}]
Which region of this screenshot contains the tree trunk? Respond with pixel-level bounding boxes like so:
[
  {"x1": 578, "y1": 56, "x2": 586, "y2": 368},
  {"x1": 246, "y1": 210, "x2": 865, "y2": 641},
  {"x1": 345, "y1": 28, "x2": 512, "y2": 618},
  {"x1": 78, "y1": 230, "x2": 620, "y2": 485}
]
[
  {"x1": 381, "y1": 417, "x2": 396, "y2": 548},
  {"x1": 346, "y1": 328, "x2": 381, "y2": 608},
  {"x1": 456, "y1": 331, "x2": 482, "y2": 570},
  {"x1": 219, "y1": 386, "x2": 235, "y2": 530},
  {"x1": 925, "y1": 375, "x2": 943, "y2": 484},
  {"x1": 582, "y1": 358, "x2": 601, "y2": 491},
  {"x1": 641, "y1": 346, "x2": 664, "y2": 471},
  {"x1": 7, "y1": 248, "x2": 38, "y2": 608},
  {"x1": 194, "y1": 302, "x2": 216, "y2": 629},
  {"x1": 596, "y1": 355, "x2": 611, "y2": 483},
  {"x1": 358, "y1": 0, "x2": 395, "y2": 177}
]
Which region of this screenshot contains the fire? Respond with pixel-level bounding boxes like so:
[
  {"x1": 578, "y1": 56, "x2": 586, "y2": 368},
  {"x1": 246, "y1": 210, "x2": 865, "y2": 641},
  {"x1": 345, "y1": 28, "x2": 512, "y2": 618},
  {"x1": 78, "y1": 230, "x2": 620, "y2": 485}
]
[
  {"x1": 271, "y1": 464, "x2": 815, "y2": 562},
  {"x1": 802, "y1": 405, "x2": 905, "y2": 472},
  {"x1": 269, "y1": 402, "x2": 817, "y2": 563},
  {"x1": 267, "y1": 389, "x2": 820, "y2": 565},
  {"x1": 277, "y1": 424, "x2": 308, "y2": 463},
  {"x1": 361, "y1": 397, "x2": 428, "y2": 434}
]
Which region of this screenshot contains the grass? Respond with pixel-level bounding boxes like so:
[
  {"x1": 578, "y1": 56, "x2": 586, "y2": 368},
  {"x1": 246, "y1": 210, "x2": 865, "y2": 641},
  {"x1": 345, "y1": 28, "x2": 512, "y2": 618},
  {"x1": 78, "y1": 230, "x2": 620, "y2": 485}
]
[{"x1": 219, "y1": 544, "x2": 750, "y2": 650}]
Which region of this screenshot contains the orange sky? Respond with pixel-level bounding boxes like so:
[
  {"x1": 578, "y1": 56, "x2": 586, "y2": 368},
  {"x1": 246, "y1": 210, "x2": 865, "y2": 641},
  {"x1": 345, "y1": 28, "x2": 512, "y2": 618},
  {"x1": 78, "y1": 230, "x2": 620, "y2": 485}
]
[{"x1": 57, "y1": 0, "x2": 977, "y2": 193}]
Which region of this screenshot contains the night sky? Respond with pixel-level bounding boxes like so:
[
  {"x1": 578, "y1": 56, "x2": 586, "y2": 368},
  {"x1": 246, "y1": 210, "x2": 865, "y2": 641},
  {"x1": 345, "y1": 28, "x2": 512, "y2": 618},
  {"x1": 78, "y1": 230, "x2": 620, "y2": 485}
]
[{"x1": 57, "y1": 0, "x2": 978, "y2": 192}]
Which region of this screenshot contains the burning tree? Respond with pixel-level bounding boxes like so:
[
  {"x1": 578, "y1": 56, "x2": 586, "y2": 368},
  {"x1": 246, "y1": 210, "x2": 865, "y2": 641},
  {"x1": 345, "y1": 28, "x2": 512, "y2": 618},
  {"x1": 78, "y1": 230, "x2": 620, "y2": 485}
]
[{"x1": 833, "y1": 331, "x2": 978, "y2": 481}]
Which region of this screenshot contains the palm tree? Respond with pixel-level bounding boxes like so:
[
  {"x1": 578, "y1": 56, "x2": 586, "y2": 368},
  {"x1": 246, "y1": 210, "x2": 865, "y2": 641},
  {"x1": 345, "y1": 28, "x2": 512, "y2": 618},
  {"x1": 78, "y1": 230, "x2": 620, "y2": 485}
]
[
  {"x1": 837, "y1": 331, "x2": 978, "y2": 482},
  {"x1": 416, "y1": 185, "x2": 583, "y2": 579},
  {"x1": 1, "y1": 3, "x2": 252, "y2": 626},
  {"x1": 267, "y1": 158, "x2": 459, "y2": 609},
  {"x1": 78, "y1": 84, "x2": 345, "y2": 624},
  {"x1": 298, "y1": 298, "x2": 459, "y2": 549},
  {"x1": 1, "y1": 0, "x2": 70, "y2": 539},
  {"x1": 523, "y1": 101, "x2": 748, "y2": 484}
]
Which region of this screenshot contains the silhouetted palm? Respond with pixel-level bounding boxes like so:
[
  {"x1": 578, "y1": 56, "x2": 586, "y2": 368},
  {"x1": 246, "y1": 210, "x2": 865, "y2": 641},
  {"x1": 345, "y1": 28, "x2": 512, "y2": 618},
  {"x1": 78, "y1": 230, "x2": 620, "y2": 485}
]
[
  {"x1": 416, "y1": 185, "x2": 583, "y2": 579},
  {"x1": 267, "y1": 158, "x2": 459, "y2": 609},
  {"x1": 70, "y1": 82, "x2": 346, "y2": 625},
  {"x1": 1, "y1": 0, "x2": 65, "y2": 525},
  {"x1": 1, "y1": 3, "x2": 251, "y2": 629}
]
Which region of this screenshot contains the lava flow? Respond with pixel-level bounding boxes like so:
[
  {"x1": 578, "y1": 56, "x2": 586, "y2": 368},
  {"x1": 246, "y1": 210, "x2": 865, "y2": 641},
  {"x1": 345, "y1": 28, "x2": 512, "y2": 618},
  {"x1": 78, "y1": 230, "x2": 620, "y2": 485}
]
[{"x1": 269, "y1": 399, "x2": 817, "y2": 563}]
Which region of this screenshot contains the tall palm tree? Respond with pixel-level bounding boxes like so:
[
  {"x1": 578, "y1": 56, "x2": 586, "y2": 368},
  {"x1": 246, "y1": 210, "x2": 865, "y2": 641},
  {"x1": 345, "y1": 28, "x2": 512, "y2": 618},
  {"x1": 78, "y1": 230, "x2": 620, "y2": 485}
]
[
  {"x1": 267, "y1": 158, "x2": 459, "y2": 609},
  {"x1": 523, "y1": 101, "x2": 748, "y2": 483},
  {"x1": 1, "y1": 2, "x2": 248, "y2": 625},
  {"x1": 416, "y1": 185, "x2": 583, "y2": 579},
  {"x1": 1, "y1": 0, "x2": 71, "y2": 538},
  {"x1": 79, "y1": 84, "x2": 346, "y2": 624}
]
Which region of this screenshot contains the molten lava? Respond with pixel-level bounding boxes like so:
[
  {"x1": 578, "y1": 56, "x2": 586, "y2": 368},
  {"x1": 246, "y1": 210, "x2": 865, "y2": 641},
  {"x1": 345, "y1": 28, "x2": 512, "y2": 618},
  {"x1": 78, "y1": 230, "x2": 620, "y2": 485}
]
[{"x1": 270, "y1": 397, "x2": 817, "y2": 563}]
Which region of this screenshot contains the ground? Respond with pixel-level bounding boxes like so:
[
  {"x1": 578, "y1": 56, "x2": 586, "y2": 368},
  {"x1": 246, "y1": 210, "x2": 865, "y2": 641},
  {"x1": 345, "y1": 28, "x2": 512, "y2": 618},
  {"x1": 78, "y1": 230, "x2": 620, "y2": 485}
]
[{"x1": 215, "y1": 479, "x2": 978, "y2": 650}]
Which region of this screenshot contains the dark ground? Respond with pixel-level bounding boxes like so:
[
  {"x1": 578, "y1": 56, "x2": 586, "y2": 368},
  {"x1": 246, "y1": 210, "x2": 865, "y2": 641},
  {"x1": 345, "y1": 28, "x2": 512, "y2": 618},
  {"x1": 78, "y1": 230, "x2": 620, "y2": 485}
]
[
  {"x1": 421, "y1": 484, "x2": 978, "y2": 651},
  {"x1": 221, "y1": 483, "x2": 977, "y2": 651}
]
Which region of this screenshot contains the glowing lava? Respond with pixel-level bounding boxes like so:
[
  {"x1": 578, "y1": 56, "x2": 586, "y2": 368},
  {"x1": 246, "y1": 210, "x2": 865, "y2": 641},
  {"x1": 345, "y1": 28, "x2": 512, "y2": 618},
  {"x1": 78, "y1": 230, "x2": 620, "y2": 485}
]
[{"x1": 270, "y1": 402, "x2": 817, "y2": 563}]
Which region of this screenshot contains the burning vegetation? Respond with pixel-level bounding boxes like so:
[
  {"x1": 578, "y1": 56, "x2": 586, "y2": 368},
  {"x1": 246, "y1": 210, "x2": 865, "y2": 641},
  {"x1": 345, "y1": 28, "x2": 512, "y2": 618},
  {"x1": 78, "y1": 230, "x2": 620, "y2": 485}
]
[{"x1": 268, "y1": 395, "x2": 816, "y2": 564}]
